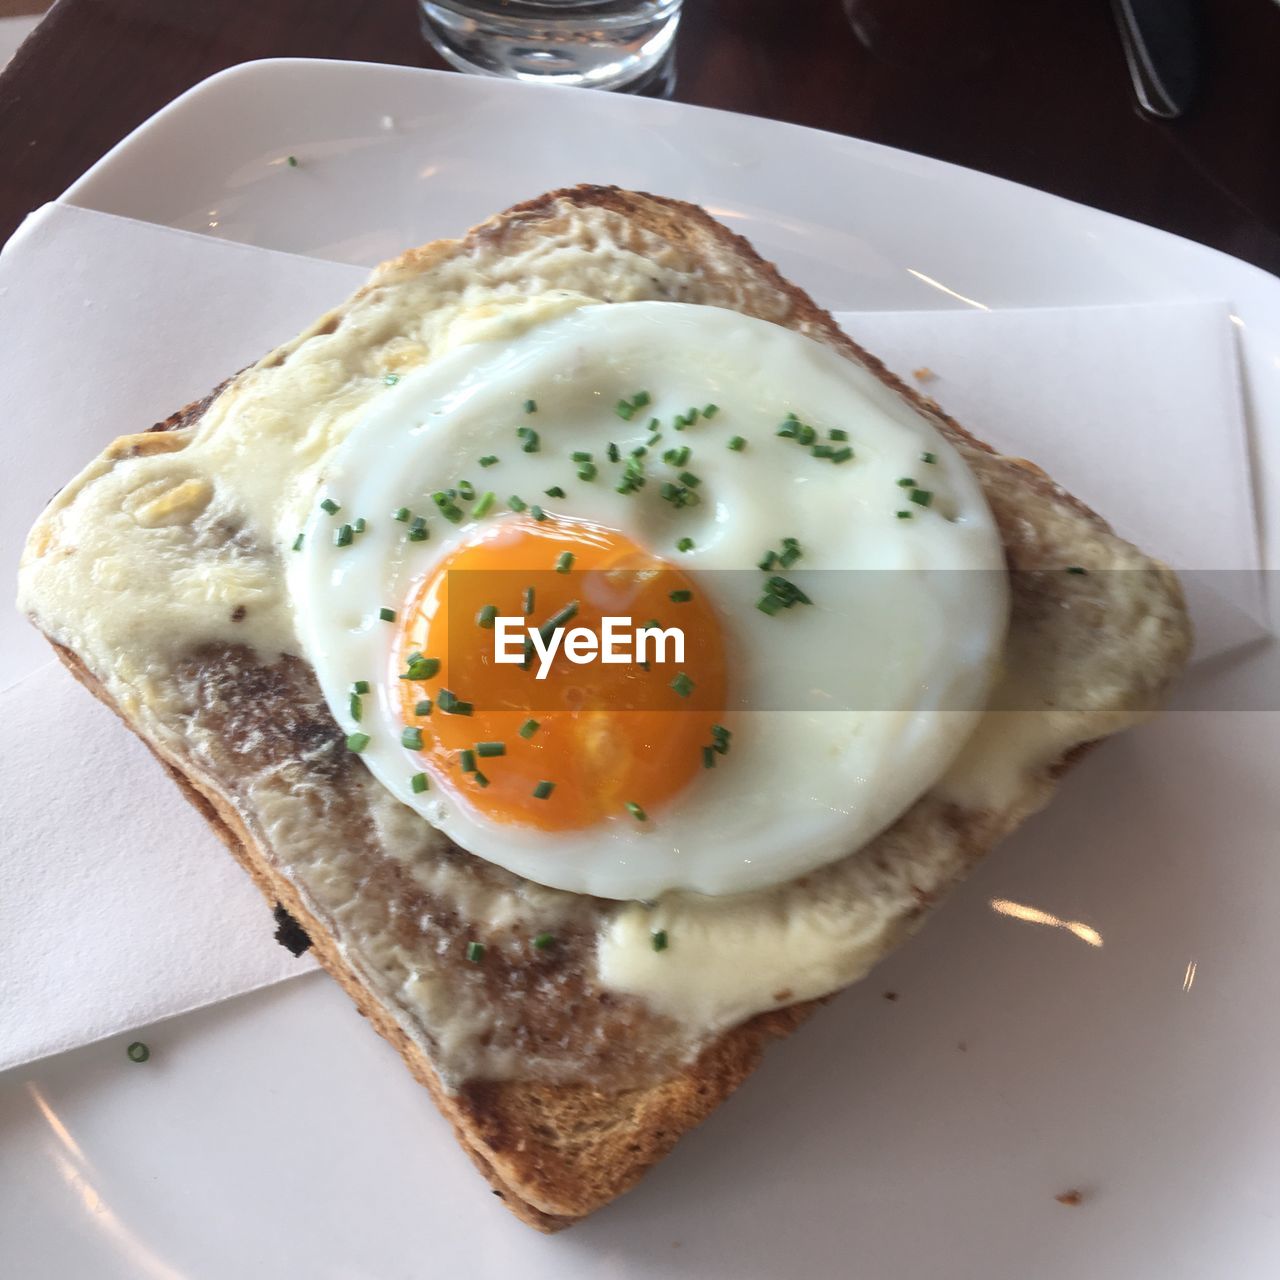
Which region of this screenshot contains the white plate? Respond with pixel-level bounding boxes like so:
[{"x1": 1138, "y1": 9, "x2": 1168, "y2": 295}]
[{"x1": 6, "y1": 59, "x2": 1280, "y2": 1279}]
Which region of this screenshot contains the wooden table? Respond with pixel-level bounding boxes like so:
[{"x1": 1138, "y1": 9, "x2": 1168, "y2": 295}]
[{"x1": 1, "y1": 0, "x2": 1278, "y2": 274}]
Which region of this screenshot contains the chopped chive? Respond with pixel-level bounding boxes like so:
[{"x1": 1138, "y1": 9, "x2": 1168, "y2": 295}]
[
  {"x1": 349, "y1": 691, "x2": 363, "y2": 721},
  {"x1": 508, "y1": 495, "x2": 527, "y2": 512},
  {"x1": 473, "y1": 770, "x2": 489, "y2": 788},
  {"x1": 896, "y1": 510, "x2": 913, "y2": 519},
  {"x1": 1066, "y1": 566, "x2": 1089, "y2": 575},
  {"x1": 607, "y1": 442, "x2": 620, "y2": 462},
  {"x1": 702, "y1": 745, "x2": 716, "y2": 769},
  {"x1": 533, "y1": 932, "x2": 555, "y2": 950},
  {"x1": 829, "y1": 428, "x2": 849, "y2": 441},
  {"x1": 352, "y1": 679, "x2": 370, "y2": 695},
  {"x1": 664, "y1": 446, "x2": 690, "y2": 467},
  {"x1": 393, "y1": 506, "x2": 410, "y2": 522},
  {"x1": 812, "y1": 444, "x2": 834, "y2": 459},
  {"x1": 457, "y1": 479, "x2": 475, "y2": 502},
  {"x1": 555, "y1": 551, "x2": 574, "y2": 574},
  {"x1": 651, "y1": 929, "x2": 668, "y2": 951},
  {"x1": 479, "y1": 455, "x2": 498, "y2": 468},
  {"x1": 519, "y1": 718, "x2": 540, "y2": 739},
  {"x1": 353, "y1": 516, "x2": 367, "y2": 533},
  {"x1": 632, "y1": 390, "x2": 651, "y2": 408},
  {"x1": 292, "y1": 533, "x2": 304, "y2": 551},
  {"x1": 476, "y1": 741, "x2": 505, "y2": 758},
  {"x1": 437, "y1": 691, "x2": 473, "y2": 716},
  {"x1": 727, "y1": 436, "x2": 746, "y2": 451},
  {"x1": 459, "y1": 749, "x2": 476, "y2": 773},
  {"x1": 544, "y1": 486, "x2": 566, "y2": 499},
  {"x1": 286, "y1": 155, "x2": 298, "y2": 168},
  {"x1": 921, "y1": 450, "x2": 938, "y2": 464},
  {"x1": 335, "y1": 524, "x2": 354, "y2": 547},
  {"x1": 678, "y1": 471, "x2": 701, "y2": 488},
  {"x1": 670, "y1": 672, "x2": 695, "y2": 698},
  {"x1": 472, "y1": 490, "x2": 496, "y2": 519},
  {"x1": 346, "y1": 732, "x2": 371, "y2": 753},
  {"x1": 830, "y1": 446, "x2": 854, "y2": 464},
  {"x1": 524, "y1": 398, "x2": 537, "y2": 414},
  {"x1": 626, "y1": 801, "x2": 648, "y2": 822},
  {"x1": 379, "y1": 606, "x2": 396, "y2": 622},
  {"x1": 408, "y1": 516, "x2": 429, "y2": 541},
  {"x1": 676, "y1": 537, "x2": 694, "y2": 553},
  {"x1": 539, "y1": 600, "x2": 579, "y2": 640},
  {"x1": 520, "y1": 430, "x2": 540, "y2": 453},
  {"x1": 702, "y1": 403, "x2": 719, "y2": 418},
  {"x1": 571, "y1": 451, "x2": 593, "y2": 463},
  {"x1": 522, "y1": 586, "x2": 535, "y2": 614},
  {"x1": 777, "y1": 421, "x2": 798, "y2": 439},
  {"x1": 127, "y1": 1041, "x2": 150, "y2": 1063},
  {"x1": 384, "y1": 372, "x2": 399, "y2": 386},
  {"x1": 432, "y1": 491, "x2": 464, "y2": 522},
  {"x1": 320, "y1": 497, "x2": 340, "y2": 513},
  {"x1": 897, "y1": 477, "x2": 917, "y2": 487},
  {"x1": 531, "y1": 505, "x2": 547, "y2": 522},
  {"x1": 668, "y1": 589, "x2": 693, "y2": 603},
  {"x1": 466, "y1": 941, "x2": 485, "y2": 963},
  {"x1": 401, "y1": 726, "x2": 424, "y2": 750},
  {"x1": 533, "y1": 780, "x2": 555, "y2": 800},
  {"x1": 577, "y1": 462, "x2": 598, "y2": 481},
  {"x1": 477, "y1": 604, "x2": 498, "y2": 629},
  {"x1": 411, "y1": 772, "x2": 429, "y2": 794},
  {"x1": 415, "y1": 698, "x2": 432, "y2": 716},
  {"x1": 615, "y1": 399, "x2": 636, "y2": 421},
  {"x1": 909, "y1": 488, "x2": 934, "y2": 507}
]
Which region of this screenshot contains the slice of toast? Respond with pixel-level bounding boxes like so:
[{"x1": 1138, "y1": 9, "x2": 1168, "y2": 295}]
[{"x1": 19, "y1": 186, "x2": 1191, "y2": 1230}]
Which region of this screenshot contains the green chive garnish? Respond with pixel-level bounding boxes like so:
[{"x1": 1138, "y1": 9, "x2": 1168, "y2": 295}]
[
  {"x1": 408, "y1": 516, "x2": 428, "y2": 541},
  {"x1": 607, "y1": 442, "x2": 620, "y2": 462},
  {"x1": 664, "y1": 446, "x2": 690, "y2": 467},
  {"x1": 286, "y1": 155, "x2": 298, "y2": 168},
  {"x1": 457, "y1": 479, "x2": 475, "y2": 502},
  {"x1": 353, "y1": 516, "x2": 367, "y2": 533},
  {"x1": 533, "y1": 780, "x2": 555, "y2": 800},
  {"x1": 335, "y1": 524, "x2": 354, "y2": 547},
  {"x1": 651, "y1": 929, "x2": 668, "y2": 951},
  {"x1": 403, "y1": 656, "x2": 440, "y2": 681},
  {"x1": 531, "y1": 505, "x2": 547, "y2": 522},
  {"x1": 897, "y1": 477, "x2": 917, "y2": 487},
  {"x1": 352, "y1": 679, "x2": 370, "y2": 694},
  {"x1": 320, "y1": 498, "x2": 340, "y2": 515},
  {"x1": 401, "y1": 726, "x2": 423, "y2": 750},
  {"x1": 437, "y1": 690, "x2": 473, "y2": 716},
  {"x1": 678, "y1": 471, "x2": 701, "y2": 488},
  {"x1": 477, "y1": 604, "x2": 498, "y2": 629},
  {"x1": 829, "y1": 428, "x2": 849, "y2": 441},
  {"x1": 921, "y1": 451, "x2": 938, "y2": 464},
  {"x1": 555, "y1": 551, "x2": 574, "y2": 573},
  {"x1": 702, "y1": 745, "x2": 716, "y2": 769},
  {"x1": 473, "y1": 771, "x2": 489, "y2": 788},
  {"x1": 702, "y1": 404, "x2": 719, "y2": 418},
  {"x1": 379, "y1": 607, "x2": 396, "y2": 622},
  {"x1": 508, "y1": 495, "x2": 527, "y2": 512},
  {"x1": 545, "y1": 486, "x2": 566, "y2": 499},
  {"x1": 524, "y1": 399, "x2": 537, "y2": 414},
  {"x1": 522, "y1": 586, "x2": 535, "y2": 614},
  {"x1": 571, "y1": 451, "x2": 592, "y2": 463},
  {"x1": 1066, "y1": 566, "x2": 1088, "y2": 575},
  {"x1": 632, "y1": 390, "x2": 651, "y2": 408},
  {"x1": 616, "y1": 399, "x2": 636, "y2": 421},
  {"x1": 127, "y1": 1041, "x2": 150, "y2": 1063},
  {"x1": 670, "y1": 673, "x2": 694, "y2": 698},
  {"x1": 669, "y1": 589, "x2": 693, "y2": 603},
  {"x1": 533, "y1": 932, "x2": 554, "y2": 950},
  {"x1": 830, "y1": 446, "x2": 853, "y2": 463},
  {"x1": 411, "y1": 772, "x2": 429, "y2": 794},
  {"x1": 292, "y1": 533, "x2": 304, "y2": 551},
  {"x1": 459, "y1": 749, "x2": 476, "y2": 772},
  {"x1": 896, "y1": 510, "x2": 913, "y2": 519},
  {"x1": 466, "y1": 941, "x2": 485, "y2": 963},
  {"x1": 479, "y1": 455, "x2": 498, "y2": 468},
  {"x1": 626, "y1": 801, "x2": 648, "y2": 822},
  {"x1": 472, "y1": 490, "x2": 496, "y2": 518},
  {"x1": 577, "y1": 462, "x2": 598, "y2": 481},
  {"x1": 476, "y1": 742, "x2": 505, "y2": 758},
  {"x1": 393, "y1": 506, "x2": 410, "y2": 522},
  {"x1": 519, "y1": 429, "x2": 540, "y2": 453},
  {"x1": 519, "y1": 718, "x2": 540, "y2": 739},
  {"x1": 727, "y1": 436, "x2": 746, "y2": 451},
  {"x1": 415, "y1": 698, "x2": 432, "y2": 716},
  {"x1": 349, "y1": 692, "x2": 363, "y2": 721},
  {"x1": 346, "y1": 732, "x2": 370, "y2": 753},
  {"x1": 676, "y1": 537, "x2": 694, "y2": 553},
  {"x1": 909, "y1": 488, "x2": 934, "y2": 507}
]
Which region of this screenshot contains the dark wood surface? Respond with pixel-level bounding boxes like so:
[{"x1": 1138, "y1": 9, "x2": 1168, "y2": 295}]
[{"x1": 1, "y1": 0, "x2": 1278, "y2": 274}]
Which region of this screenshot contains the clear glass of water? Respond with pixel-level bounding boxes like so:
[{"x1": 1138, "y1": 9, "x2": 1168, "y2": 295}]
[{"x1": 418, "y1": 0, "x2": 683, "y2": 93}]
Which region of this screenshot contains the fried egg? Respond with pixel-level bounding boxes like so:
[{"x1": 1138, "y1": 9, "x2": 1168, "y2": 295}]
[{"x1": 290, "y1": 302, "x2": 1008, "y2": 899}]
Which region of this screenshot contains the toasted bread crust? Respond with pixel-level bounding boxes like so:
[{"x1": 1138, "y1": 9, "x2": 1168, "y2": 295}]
[{"x1": 31, "y1": 186, "x2": 1189, "y2": 1229}]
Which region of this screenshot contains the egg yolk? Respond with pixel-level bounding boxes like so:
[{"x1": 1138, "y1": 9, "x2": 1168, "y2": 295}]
[{"x1": 394, "y1": 513, "x2": 728, "y2": 831}]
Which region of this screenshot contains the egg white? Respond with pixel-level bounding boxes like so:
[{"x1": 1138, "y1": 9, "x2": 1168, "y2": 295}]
[{"x1": 289, "y1": 302, "x2": 1008, "y2": 900}]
